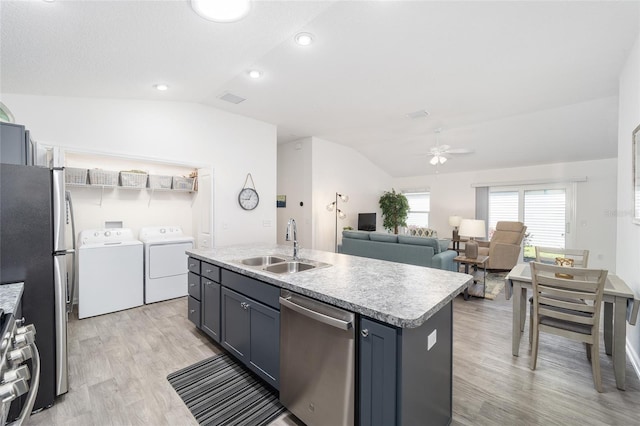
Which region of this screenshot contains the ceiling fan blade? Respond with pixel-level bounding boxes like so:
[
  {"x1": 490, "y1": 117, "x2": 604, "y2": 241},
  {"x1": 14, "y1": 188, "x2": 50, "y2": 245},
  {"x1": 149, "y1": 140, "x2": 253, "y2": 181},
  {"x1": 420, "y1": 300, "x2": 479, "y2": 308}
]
[
  {"x1": 439, "y1": 144, "x2": 451, "y2": 152},
  {"x1": 446, "y1": 148, "x2": 474, "y2": 154}
]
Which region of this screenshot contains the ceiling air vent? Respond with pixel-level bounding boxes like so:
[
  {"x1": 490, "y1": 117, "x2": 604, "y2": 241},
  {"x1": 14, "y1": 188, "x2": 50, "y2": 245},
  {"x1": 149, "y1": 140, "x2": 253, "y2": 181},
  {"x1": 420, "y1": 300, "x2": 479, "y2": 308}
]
[
  {"x1": 218, "y1": 92, "x2": 246, "y2": 104},
  {"x1": 406, "y1": 110, "x2": 430, "y2": 119}
]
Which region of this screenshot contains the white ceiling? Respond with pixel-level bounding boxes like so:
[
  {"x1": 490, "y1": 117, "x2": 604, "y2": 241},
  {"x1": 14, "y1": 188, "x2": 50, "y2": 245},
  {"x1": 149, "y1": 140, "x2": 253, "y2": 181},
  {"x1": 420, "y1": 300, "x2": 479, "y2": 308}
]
[{"x1": 2, "y1": 1, "x2": 639, "y2": 176}]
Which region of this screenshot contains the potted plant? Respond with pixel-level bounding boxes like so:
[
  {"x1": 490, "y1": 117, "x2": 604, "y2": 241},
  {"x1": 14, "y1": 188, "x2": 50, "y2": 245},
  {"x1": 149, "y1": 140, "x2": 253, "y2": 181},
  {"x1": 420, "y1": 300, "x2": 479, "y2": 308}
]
[{"x1": 378, "y1": 189, "x2": 409, "y2": 234}]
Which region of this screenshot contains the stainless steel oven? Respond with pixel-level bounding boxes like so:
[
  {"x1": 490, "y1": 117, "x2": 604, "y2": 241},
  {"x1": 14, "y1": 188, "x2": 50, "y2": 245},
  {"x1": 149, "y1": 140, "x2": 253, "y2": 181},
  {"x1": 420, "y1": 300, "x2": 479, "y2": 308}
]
[
  {"x1": 279, "y1": 290, "x2": 355, "y2": 426},
  {"x1": 0, "y1": 312, "x2": 40, "y2": 426}
]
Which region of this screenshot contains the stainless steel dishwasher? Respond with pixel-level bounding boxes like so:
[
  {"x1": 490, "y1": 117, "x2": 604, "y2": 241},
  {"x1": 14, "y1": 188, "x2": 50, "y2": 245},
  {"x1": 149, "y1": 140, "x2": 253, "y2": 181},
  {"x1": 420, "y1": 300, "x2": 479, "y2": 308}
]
[{"x1": 279, "y1": 289, "x2": 355, "y2": 426}]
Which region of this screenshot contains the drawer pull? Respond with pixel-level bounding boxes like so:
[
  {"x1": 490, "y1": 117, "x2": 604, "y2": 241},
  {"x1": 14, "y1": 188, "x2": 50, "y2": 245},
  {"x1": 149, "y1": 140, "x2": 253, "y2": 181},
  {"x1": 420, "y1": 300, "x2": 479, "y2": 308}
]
[
  {"x1": 189, "y1": 309, "x2": 195, "y2": 314},
  {"x1": 361, "y1": 329, "x2": 369, "y2": 338},
  {"x1": 189, "y1": 283, "x2": 196, "y2": 287},
  {"x1": 240, "y1": 302, "x2": 250, "y2": 310},
  {"x1": 205, "y1": 269, "x2": 213, "y2": 273},
  {"x1": 205, "y1": 281, "x2": 212, "y2": 286},
  {"x1": 189, "y1": 263, "x2": 196, "y2": 267}
]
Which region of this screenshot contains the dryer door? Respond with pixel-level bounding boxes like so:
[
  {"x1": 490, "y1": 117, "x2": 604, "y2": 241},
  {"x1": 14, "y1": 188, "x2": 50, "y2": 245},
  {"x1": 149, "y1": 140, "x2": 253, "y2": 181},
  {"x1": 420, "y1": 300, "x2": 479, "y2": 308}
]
[{"x1": 149, "y1": 242, "x2": 193, "y2": 278}]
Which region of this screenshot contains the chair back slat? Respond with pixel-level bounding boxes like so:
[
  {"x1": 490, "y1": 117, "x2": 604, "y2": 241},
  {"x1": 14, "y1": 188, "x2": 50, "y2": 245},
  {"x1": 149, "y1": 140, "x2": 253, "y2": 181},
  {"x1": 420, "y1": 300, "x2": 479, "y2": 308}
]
[
  {"x1": 530, "y1": 262, "x2": 607, "y2": 331},
  {"x1": 535, "y1": 246, "x2": 589, "y2": 267}
]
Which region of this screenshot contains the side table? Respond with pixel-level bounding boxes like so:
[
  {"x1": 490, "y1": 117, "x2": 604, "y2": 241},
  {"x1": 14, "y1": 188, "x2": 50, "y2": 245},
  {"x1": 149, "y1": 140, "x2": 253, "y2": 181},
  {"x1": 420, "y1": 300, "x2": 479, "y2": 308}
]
[
  {"x1": 450, "y1": 237, "x2": 468, "y2": 254},
  {"x1": 454, "y1": 255, "x2": 489, "y2": 299}
]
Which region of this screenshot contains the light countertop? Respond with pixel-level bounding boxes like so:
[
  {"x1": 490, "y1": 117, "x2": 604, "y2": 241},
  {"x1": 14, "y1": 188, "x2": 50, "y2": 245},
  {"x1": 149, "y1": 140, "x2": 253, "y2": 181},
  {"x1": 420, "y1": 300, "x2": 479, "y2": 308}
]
[
  {"x1": 187, "y1": 244, "x2": 472, "y2": 328},
  {"x1": 0, "y1": 282, "x2": 24, "y2": 315}
]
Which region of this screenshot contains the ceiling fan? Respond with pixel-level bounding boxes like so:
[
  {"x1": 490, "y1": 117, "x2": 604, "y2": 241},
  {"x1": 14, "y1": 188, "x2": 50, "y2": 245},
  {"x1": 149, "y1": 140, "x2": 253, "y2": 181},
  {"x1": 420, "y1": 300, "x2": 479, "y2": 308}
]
[{"x1": 428, "y1": 129, "x2": 473, "y2": 165}]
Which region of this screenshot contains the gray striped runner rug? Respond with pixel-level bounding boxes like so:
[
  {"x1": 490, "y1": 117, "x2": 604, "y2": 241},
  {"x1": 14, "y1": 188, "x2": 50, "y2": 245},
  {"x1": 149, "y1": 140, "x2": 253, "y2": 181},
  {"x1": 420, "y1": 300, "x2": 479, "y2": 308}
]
[{"x1": 167, "y1": 353, "x2": 286, "y2": 426}]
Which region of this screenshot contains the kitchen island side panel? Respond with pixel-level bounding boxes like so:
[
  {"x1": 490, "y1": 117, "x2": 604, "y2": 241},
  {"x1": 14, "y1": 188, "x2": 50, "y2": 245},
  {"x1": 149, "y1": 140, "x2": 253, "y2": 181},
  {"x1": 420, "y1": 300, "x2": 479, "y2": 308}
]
[{"x1": 398, "y1": 300, "x2": 452, "y2": 425}]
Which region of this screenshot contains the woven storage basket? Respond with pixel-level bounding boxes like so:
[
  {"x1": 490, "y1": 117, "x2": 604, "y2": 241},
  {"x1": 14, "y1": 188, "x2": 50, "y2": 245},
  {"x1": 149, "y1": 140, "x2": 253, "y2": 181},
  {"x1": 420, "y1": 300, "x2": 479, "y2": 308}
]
[
  {"x1": 89, "y1": 169, "x2": 118, "y2": 186},
  {"x1": 120, "y1": 171, "x2": 148, "y2": 188},
  {"x1": 172, "y1": 176, "x2": 195, "y2": 191},
  {"x1": 65, "y1": 167, "x2": 88, "y2": 185},
  {"x1": 148, "y1": 175, "x2": 173, "y2": 190}
]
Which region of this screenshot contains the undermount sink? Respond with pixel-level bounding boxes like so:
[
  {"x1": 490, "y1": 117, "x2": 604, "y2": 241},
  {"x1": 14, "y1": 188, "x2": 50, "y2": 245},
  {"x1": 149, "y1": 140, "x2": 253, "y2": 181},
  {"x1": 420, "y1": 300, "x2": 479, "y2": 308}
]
[
  {"x1": 239, "y1": 256, "x2": 287, "y2": 267},
  {"x1": 235, "y1": 256, "x2": 331, "y2": 274},
  {"x1": 264, "y1": 261, "x2": 317, "y2": 274}
]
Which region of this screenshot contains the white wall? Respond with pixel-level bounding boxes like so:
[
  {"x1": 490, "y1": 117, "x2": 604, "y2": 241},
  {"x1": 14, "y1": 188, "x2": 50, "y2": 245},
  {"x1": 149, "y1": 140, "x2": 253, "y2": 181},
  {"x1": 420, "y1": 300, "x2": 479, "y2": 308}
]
[
  {"x1": 616, "y1": 33, "x2": 640, "y2": 376},
  {"x1": 394, "y1": 158, "x2": 619, "y2": 271},
  {"x1": 277, "y1": 138, "x2": 313, "y2": 247},
  {"x1": 277, "y1": 136, "x2": 393, "y2": 253},
  {"x1": 310, "y1": 137, "x2": 393, "y2": 252},
  {"x1": 2, "y1": 94, "x2": 278, "y2": 247}
]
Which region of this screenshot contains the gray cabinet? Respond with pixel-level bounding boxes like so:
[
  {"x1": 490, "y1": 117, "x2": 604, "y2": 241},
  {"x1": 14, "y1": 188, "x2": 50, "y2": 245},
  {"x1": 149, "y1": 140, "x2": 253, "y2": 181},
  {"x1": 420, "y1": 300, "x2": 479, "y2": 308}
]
[
  {"x1": 359, "y1": 301, "x2": 453, "y2": 426},
  {"x1": 359, "y1": 318, "x2": 397, "y2": 426},
  {"x1": 221, "y1": 287, "x2": 280, "y2": 389},
  {"x1": 187, "y1": 270, "x2": 201, "y2": 328},
  {"x1": 201, "y1": 279, "x2": 221, "y2": 342}
]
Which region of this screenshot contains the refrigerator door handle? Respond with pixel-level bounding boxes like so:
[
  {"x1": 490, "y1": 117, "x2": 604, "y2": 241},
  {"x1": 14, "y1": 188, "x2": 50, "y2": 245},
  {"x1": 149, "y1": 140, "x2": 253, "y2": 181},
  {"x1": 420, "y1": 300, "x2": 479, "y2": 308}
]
[
  {"x1": 53, "y1": 255, "x2": 69, "y2": 396},
  {"x1": 52, "y1": 169, "x2": 66, "y2": 253}
]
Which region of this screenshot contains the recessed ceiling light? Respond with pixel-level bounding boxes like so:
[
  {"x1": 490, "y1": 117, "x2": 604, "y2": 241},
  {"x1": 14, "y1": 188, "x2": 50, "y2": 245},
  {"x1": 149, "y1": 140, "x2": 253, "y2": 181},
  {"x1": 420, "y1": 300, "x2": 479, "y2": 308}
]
[
  {"x1": 248, "y1": 69, "x2": 262, "y2": 79},
  {"x1": 154, "y1": 84, "x2": 169, "y2": 91},
  {"x1": 294, "y1": 32, "x2": 314, "y2": 46},
  {"x1": 191, "y1": 0, "x2": 251, "y2": 23},
  {"x1": 42, "y1": 0, "x2": 56, "y2": 3},
  {"x1": 406, "y1": 110, "x2": 430, "y2": 119}
]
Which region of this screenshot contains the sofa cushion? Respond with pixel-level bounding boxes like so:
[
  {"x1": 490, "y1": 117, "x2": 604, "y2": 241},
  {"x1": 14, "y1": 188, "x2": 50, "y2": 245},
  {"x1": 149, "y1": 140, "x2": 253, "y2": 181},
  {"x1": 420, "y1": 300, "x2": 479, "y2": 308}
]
[
  {"x1": 408, "y1": 227, "x2": 437, "y2": 238},
  {"x1": 369, "y1": 233, "x2": 398, "y2": 243},
  {"x1": 342, "y1": 230, "x2": 371, "y2": 240},
  {"x1": 438, "y1": 239, "x2": 450, "y2": 253},
  {"x1": 398, "y1": 235, "x2": 441, "y2": 253}
]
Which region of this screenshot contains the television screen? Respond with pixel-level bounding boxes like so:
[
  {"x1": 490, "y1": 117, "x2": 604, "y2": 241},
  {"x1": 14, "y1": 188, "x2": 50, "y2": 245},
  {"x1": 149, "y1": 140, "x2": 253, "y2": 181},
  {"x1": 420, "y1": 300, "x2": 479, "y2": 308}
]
[{"x1": 358, "y1": 213, "x2": 376, "y2": 231}]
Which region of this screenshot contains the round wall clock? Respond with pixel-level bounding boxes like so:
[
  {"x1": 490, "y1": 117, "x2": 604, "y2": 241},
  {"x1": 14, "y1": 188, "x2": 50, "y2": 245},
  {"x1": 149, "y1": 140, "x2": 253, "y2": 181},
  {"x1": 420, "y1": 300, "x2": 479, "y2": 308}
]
[{"x1": 238, "y1": 187, "x2": 259, "y2": 210}]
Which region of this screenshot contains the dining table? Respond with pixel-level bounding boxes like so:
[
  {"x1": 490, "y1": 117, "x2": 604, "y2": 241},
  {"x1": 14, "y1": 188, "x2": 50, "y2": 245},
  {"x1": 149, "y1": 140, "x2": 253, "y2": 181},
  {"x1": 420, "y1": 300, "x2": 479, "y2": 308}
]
[{"x1": 505, "y1": 263, "x2": 640, "y2": 390}]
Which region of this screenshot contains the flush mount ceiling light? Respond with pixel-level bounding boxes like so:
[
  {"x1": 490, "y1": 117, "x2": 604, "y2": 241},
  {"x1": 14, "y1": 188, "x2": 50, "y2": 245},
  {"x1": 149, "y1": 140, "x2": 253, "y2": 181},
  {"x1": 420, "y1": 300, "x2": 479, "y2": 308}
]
[
  {"x1": 294, "y1": 32, "x2": 314, "y2": 46},
  {"x1": 153, "y1": 84, "x2": 169, "y2": 91},
  {"x1": 191, "y1": 0, "x2": 251, "y2": 23},
  {"x1": 247, "y1": 69, "x2": 262, "y2": 79}
]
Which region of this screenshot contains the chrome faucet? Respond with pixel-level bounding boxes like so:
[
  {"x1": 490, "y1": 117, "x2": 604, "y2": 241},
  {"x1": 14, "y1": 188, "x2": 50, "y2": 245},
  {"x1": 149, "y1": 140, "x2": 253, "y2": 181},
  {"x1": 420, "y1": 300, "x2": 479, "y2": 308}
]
[{"x1": 285, "y1": 218, "x2": 300, "y2": 260}]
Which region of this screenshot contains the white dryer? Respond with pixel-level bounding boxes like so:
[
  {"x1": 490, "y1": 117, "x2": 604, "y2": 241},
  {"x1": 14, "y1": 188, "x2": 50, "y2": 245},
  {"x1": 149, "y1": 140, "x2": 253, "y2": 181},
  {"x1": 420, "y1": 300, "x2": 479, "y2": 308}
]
[
  {"x1": 139, "y1": 226, "x2": 194, "y2": 304},
  {"x1": 77, "y1": 228, "x2": 144, "y2": 319}
]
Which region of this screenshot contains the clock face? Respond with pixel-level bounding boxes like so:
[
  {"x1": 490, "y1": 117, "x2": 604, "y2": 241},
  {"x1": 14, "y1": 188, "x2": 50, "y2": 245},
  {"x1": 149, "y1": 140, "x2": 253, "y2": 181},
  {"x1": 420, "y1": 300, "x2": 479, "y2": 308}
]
[{"x1": 238, "y1": 188, "x2": 259, "y2": 210}]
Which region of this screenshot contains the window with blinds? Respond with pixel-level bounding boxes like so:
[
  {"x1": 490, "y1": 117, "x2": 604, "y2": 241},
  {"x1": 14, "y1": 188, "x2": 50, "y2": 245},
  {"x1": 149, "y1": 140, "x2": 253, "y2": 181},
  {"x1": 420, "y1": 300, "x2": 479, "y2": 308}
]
[
  {"x1": 404, "y1": 192, "x2": 430, "y2": 228},
  {"x1": 488, "y1": 185, "x2": 570, "y2": 258}
]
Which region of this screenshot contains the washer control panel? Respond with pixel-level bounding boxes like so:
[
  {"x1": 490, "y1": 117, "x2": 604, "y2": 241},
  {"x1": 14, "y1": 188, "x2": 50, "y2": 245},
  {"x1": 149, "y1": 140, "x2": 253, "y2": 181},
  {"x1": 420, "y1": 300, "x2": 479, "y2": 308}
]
[
  {"x1": 79, "y1": 228, "x2": 137, "y2": 245},
  {"x1": 139, "y1": 226, "x2": 185, "y2": 241}
]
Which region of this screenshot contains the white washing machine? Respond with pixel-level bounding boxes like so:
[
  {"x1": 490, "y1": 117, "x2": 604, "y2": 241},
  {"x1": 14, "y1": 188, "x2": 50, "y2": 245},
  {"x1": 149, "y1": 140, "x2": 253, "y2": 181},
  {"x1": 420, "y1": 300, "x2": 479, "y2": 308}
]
[
  {"x1": 77, "y1": 228, "x2": 143, "y2": 319},
  {"x1": 139, "y1": 226, "x2": 194, "y2": 304}
]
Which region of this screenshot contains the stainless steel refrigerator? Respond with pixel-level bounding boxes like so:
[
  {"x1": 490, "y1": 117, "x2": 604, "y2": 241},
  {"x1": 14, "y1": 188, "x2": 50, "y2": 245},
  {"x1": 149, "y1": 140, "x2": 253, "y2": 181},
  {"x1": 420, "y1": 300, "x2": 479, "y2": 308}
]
[{"x1": 1, "y1": 158, "x2": 71, "y2": 410}]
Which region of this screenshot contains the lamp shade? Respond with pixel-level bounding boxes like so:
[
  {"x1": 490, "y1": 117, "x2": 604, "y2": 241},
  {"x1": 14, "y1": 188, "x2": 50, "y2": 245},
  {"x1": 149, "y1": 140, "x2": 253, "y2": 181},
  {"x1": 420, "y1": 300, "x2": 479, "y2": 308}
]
[
  {"x1": 448, "y1": 215, "x2": 462, "y2": 227},
  {"x1": 458, "y1": 219, "x2": 486, "y2": 239}
]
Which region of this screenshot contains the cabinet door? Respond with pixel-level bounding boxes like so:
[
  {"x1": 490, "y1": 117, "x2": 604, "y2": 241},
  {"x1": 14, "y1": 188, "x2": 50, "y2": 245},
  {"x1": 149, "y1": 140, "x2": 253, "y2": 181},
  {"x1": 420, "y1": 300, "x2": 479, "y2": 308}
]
[
  {"x1": 360, "y1": 317, "x2": 397, "y2": 426},
  {"x1": 201, "y1": 280, "x2": 220, "y2": 342},
  {"x1": 248, "y1": 300, "x2": 280, "y2": 389},
  {"x1": 188, "y1": 296, "x2": 200, "y2": 327},
  {"x1": 221, "y1": 288, "x2": 250, "y2": 361}
]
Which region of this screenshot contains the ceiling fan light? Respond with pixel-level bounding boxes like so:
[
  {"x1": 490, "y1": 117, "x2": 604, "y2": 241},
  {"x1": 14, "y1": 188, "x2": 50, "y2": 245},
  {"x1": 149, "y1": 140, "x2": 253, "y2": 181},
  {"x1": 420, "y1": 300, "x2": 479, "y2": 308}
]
[
  {"x1": 191, "y1": 0, "x2": 251, "y2": 23},
  {"x1": 430, "y1": 156, "x2": 439, "y2": 166},
  {"x1": 439, "y1": 156, "x2": 447, "y2": 164}
]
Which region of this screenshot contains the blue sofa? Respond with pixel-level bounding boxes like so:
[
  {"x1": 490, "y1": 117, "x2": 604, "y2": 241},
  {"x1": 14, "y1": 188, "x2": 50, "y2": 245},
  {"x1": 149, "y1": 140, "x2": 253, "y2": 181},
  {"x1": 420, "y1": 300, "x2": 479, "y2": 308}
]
[{"x1": 340, "y1": 230, "x2": 458, "y2": 272}]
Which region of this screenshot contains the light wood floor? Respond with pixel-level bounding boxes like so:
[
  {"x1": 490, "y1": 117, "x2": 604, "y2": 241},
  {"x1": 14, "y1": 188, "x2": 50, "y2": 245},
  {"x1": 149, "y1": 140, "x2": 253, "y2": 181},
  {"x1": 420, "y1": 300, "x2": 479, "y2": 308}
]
[{"x1": 27, "y1": 289, "x2": 639, "y2": 425}]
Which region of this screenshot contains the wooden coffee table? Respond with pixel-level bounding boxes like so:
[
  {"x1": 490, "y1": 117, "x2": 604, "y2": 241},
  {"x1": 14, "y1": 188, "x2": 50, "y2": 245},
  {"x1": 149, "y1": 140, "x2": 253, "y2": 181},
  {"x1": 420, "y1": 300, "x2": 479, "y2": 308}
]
[{"x1": 454, "y1": 255, "x2": 489, "y2": 299}]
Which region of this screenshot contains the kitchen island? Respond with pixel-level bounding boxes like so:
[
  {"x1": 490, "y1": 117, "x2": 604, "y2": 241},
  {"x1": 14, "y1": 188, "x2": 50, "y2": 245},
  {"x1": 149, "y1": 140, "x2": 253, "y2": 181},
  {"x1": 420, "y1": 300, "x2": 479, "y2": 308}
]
[{"x1": 186, "y1": 244, "x2": 472, "y2": 426}]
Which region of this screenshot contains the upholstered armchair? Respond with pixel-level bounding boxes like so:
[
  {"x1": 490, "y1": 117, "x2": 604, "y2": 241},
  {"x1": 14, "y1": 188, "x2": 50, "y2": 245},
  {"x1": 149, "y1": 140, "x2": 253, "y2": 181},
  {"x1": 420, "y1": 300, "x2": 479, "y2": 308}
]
[{"x1": 477, "y1": 221, "x2": 527, "y2": 270}]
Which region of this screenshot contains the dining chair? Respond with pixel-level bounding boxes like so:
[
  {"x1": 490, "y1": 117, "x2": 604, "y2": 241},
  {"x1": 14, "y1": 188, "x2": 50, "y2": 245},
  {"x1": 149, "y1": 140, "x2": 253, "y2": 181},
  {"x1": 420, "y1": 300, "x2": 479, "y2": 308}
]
[
  {"x1": 535, "y1": 246, "x2": 589, "y2": 267},
  {"x1": 529, "y1": 247, "x2": 590, "y2": 342},
  {"x1": 529, "y1": 261, "x2": 608, "y2": 392}
]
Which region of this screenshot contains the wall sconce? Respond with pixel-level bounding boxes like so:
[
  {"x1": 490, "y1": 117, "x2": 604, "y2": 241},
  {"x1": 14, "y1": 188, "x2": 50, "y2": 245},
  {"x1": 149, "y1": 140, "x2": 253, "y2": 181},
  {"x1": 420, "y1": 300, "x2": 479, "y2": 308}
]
[{"x1": 327, "y1": 192, "x2": 348, "y2": 252}]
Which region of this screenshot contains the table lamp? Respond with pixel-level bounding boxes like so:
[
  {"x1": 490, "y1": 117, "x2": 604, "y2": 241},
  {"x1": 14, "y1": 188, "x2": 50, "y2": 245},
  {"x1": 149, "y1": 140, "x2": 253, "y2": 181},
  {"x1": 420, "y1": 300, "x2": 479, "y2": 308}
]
[
  {"x1": 458, "y1": 219, "x2": 486, "y2": 259},
  {"x1": 449, "y1": 215, "x2": 462, "y2": 240}
]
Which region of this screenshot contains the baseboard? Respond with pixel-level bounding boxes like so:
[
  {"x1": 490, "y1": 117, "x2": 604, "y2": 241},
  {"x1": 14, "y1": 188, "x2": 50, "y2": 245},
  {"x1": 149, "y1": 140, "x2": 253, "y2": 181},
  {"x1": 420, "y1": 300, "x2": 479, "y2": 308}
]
[{"x1": 627, "y1": 339, "x2": 640, "y2": 382}]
